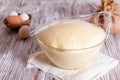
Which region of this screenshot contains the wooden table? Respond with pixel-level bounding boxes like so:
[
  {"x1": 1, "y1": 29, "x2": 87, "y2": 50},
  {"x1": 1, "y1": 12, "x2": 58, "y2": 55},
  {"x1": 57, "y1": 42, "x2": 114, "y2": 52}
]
[{"x1": 0, "y1": 0, "x2": 120, "y2": 80}]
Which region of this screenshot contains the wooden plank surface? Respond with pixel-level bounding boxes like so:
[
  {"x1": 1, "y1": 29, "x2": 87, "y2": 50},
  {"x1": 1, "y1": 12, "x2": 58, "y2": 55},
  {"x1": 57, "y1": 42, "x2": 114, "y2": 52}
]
[{"x1": 0, "y1": 0, "x2": 120, "y2": 80}]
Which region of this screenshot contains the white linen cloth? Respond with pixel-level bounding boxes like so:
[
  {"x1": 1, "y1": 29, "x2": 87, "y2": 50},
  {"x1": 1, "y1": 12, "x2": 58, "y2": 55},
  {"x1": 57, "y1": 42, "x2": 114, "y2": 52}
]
[{"x1": 27, "y1": 52, "x2": 118, "y2": 80}]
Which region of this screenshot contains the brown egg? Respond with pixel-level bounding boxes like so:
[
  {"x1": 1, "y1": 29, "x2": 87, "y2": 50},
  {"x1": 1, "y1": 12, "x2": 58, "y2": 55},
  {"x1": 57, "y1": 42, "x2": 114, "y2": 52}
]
[
  {"x1": 18, "y1": 25, "x2": 31, "y2": 39},
  {"x1": 7, "y1": 16, "x2": 23, "y2": 25}
]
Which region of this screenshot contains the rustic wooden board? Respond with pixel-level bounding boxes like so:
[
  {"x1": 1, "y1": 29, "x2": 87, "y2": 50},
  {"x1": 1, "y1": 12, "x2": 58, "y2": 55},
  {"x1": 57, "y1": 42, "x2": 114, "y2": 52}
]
[{"x1": 0, "y1": 0, "x2": 120, "y2": 80}]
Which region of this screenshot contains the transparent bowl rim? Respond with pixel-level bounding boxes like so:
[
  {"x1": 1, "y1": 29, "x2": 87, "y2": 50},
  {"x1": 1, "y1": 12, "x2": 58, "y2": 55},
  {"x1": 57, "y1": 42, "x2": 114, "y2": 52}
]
[
  {"x1": 35, "y1": 11, "x2": 112, "y2": 51},
  {"x1": 36, "y1": 38, "x2": 104, "y2": 51}
]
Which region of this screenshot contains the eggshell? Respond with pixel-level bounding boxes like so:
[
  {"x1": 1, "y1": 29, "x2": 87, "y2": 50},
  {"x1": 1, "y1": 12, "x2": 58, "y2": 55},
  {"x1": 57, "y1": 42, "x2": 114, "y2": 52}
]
[
  {"x1": 18, "y1": 25, "x2": 31, "y2": 39},
  {"x1": 9, "y1": 11, "x2": 18, "y2": 16},
  {"x1": 7, "y1": 16, "x2": 23, "y2": 25},
  {"x1": 20, "y1": 13, "x2": 29, "y2": 21}
]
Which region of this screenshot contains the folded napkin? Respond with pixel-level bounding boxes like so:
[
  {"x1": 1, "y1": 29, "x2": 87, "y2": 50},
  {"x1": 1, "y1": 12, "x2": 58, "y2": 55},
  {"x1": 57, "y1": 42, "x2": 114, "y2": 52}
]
[{"x1": 27, "y1": 52, "x2": 118, "y2": 80}]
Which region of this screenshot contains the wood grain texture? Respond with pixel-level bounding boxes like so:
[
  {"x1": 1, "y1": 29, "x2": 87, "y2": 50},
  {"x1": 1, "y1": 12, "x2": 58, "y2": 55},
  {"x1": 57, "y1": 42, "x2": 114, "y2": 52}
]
[{"x1": 0, "y1": 0, "x2": 120, "y2": 80}]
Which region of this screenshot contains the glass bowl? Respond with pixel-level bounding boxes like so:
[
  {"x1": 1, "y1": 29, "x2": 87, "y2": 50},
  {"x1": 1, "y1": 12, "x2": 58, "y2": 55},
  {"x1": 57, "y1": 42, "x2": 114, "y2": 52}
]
[{"x1": 34, "y1": 11, "x2": 112, "y2": 70}]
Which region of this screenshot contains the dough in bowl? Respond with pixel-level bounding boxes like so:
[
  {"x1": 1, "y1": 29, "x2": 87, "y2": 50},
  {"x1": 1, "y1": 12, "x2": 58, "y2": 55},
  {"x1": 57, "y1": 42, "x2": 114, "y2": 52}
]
[{"x1": 37, "y1": 19, "x2": 106, "y2": 50}]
